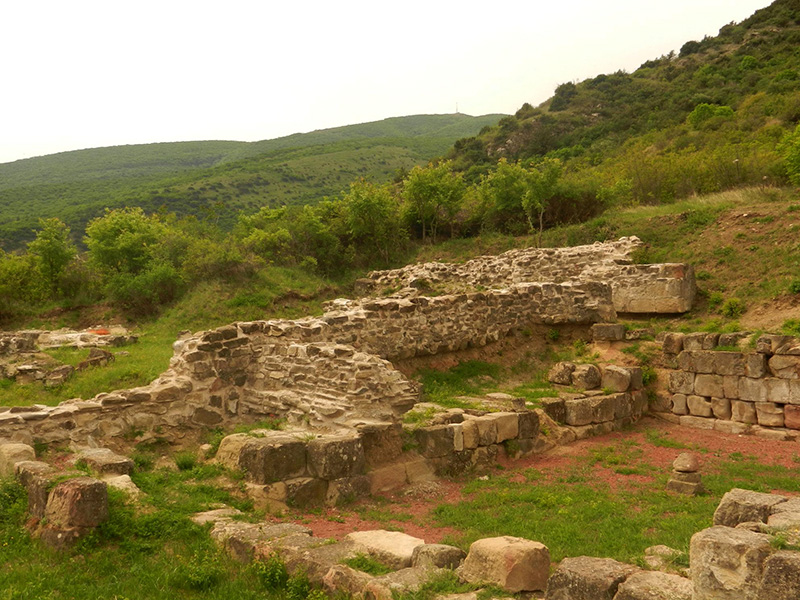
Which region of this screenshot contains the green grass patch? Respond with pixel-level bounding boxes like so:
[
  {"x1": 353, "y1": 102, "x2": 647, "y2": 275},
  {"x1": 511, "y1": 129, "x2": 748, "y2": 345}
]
[
  {"x1": 342, "y1": 553, "x2": 394, "y2": 576},
  {"x1": 417, "y1": 360, "x2": 502, "y2": 408}
]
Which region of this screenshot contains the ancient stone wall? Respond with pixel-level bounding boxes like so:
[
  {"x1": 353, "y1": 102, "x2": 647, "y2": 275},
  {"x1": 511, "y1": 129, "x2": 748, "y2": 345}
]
[
  {"x1": 659, "y1": 332, "x2": 800, "y2": 438},
  {"x1": 355, "y1": 237, "x2": 696, "y2": 314}
]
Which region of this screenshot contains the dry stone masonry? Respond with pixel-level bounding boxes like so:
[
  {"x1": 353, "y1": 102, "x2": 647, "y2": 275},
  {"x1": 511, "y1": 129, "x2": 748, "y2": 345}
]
[
  {"x1": 658, "y1": 332, "x2": 800, "y2": 439},
  {"x1": 355, "y1": 237, "x2": 696, "y2": 314}
]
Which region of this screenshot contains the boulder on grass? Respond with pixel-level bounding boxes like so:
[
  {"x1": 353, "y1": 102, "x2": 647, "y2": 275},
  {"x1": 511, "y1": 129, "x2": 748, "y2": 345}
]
[
  {"x1": 345, "y1": 530, "x2": 425, "y2": 570},
  {"x1": 458, "y1": 536, "x2": 550, "y2": 593},
  {"x1": 713, "y1": 488, "x2": 787, "y2": 527},
  {"x1": 614, "y1": 570, "x2": 692, "y2": 600}
]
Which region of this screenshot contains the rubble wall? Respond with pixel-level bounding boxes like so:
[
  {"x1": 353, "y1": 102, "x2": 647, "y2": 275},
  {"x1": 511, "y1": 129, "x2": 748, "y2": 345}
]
[
  {"x1": 659, "y1": 332, "x2": 800, "y2": 438},
  {"x1": 355, "y1": 237, "x2": 696, "y2": 314},
  {"x1": 0, "y1": 281, "x2": 613, "y2": 447}
]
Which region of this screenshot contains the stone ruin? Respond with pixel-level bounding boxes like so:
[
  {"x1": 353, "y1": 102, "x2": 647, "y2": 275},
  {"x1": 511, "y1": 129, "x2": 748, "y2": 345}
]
[
  {"x1": 1, "y1": 237, "x2": 799, "y2": 598},
  {"x1": 0, "y1": 326, "x2": 136, "y2": 387}
]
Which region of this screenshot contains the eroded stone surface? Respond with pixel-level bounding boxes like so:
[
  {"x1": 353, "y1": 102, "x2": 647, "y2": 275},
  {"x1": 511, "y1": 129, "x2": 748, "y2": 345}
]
[{"x1": 459, "y1": 536, "x2": 550, "y2": 593}]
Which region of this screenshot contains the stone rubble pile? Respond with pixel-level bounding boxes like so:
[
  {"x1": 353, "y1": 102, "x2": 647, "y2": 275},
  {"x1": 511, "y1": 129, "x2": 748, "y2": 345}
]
[
  {"x1": 666, "y1": 452, "x2": 704, "y2": 496},
  {"x1": 355, "y1": 237, "x2": 696, "y2": 314}
]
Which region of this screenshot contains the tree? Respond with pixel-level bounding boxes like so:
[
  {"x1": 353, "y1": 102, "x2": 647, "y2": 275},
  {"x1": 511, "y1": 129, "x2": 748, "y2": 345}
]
[
  {"x1": 344, "y1": 179, "x2": 406, "y2": 266},
  {"x1": 402, "y1": 161, "x2": 465, "y2": 242},
  {"x1": 85, "y1": 207, "x2": 163, "y2": 275},
  {"x1": 27, "y1": 218, "x2": 77, "y2": 296},
  {"x1": 521, "y1": 158, "x2": 562, "y2": 247}
]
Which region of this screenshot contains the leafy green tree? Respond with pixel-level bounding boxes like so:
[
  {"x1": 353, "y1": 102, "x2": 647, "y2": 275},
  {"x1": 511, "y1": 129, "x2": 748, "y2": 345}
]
[
  {"x1": 26, "y1": 218, "x2": 77, "y2": 296},
  {"x1": 344, "y1": 179, "x2": 407, "y2": 266},
  {"x1": 476, "y1": 158, "x2": 532, "y2": 233},
  {"x1": 85, "y1": 207, "x2": 164, "y2": 275},
  {"x1": 402, "y1": 161, "x2": 465, "y2": 242},
  {"x1": 521, "y1": 158, "x2": 562, "y2": 246}
]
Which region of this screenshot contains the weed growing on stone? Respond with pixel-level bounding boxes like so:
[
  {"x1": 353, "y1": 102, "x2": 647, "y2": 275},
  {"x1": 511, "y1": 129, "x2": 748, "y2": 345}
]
[{"x1": 343, "y1": 552, "x2": 394, "y2": 575}]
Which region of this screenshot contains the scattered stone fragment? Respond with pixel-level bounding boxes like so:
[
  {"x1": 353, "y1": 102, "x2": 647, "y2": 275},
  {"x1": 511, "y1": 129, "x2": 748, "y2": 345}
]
[{"x1": 346, "y1": 530, "x2": 425, "y2": 570}]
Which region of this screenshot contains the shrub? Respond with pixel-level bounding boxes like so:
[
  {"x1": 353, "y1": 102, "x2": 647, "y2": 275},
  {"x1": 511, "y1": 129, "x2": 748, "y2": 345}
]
[
  {"x1": 721, "y1": 298, "x2": 746, "y2": 318},
  {"x1": 789, "y1": 279, "x2": 800, "y2": 294},
  {"x1": 252, "y1": 553, "x2": 288, "y2": 590},
  {"x1": 174, "y1": 452, "x2": 197, "y2": 471}
]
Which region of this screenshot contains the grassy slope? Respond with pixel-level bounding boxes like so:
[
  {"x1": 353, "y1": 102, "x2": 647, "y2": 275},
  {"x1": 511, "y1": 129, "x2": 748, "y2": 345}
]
[{"x1": 0, "y1": 113, "x2": 504, "y2": 250}]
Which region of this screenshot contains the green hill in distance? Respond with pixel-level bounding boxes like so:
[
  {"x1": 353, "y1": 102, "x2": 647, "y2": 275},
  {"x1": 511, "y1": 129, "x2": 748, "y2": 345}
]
[{"x1": 0, "y1": 113, "x2": 505, "y2": 250}]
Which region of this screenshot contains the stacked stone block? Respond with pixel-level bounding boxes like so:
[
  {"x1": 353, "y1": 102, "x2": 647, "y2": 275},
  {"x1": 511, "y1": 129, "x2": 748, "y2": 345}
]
[{"x1": 663, "y1": 333, "x2": 800, "y2": 437}]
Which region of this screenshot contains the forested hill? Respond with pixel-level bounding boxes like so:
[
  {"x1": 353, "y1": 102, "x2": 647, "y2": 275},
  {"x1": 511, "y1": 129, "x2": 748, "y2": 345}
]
[
  {"x1": 0, "y1": 113, "x2": 504, "y2": 250},
  {"x1": 447, "y1": 0, "x2": 800, "y2": 202}
]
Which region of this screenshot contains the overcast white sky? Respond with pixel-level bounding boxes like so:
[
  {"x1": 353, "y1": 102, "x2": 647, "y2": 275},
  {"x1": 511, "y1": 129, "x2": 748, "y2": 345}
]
[{"x1": 0, "y1": 0, "x2": 773, "y2": 165}]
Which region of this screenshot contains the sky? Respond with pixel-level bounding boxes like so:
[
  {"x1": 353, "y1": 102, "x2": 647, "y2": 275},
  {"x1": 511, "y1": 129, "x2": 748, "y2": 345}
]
[{"x1": 0, "y1": 0, "x2": 774, "y2": 165}]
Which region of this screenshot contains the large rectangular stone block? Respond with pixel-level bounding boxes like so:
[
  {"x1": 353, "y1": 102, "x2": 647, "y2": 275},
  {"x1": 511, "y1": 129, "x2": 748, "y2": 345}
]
[
  {"x1": 769, "y1": 355, "x2": 800, "y2": 379},
  {"x1": 739, "y1": 377, "x2": 768, "y2": 402},
  {"x1": 690, "y1": 526, "x2": 772, "y2": 600},
  {"x1": 723, "y1": 375, "x2": 740, "y2": 399},
  {"x1": 732, "y1": 401, "x2": 758, "y2": 424},
  {"x1": 694, "y1": 374, "x2": 724, "y2": 398},
  {"x1": 307, "y1": 436, "x2": 366, "y2": 480},
  {"x1": 687, "y1": 395, "x2": 713, "y2": 418},
  {"x1": 714, "y1": 352, "x2": 746, "y2": 376},
  {"x1": 755, "y1": 402, "x2": 784, "y2": 428},
  {"x1": 669, "y1": 371, "x2": 694, "y2": 394},
  {"x1": 237, "y1": 435, "x2": 308, "y2": 484},
  {"x1": 414, "y1": 425, "x2": 455, "y2": 459},
  {"x1": 491, "y1": 413, "x2": 519, "y2": 443},
  {"x1": 564, "y1": 398, "x2": 594, "y2": 426}
]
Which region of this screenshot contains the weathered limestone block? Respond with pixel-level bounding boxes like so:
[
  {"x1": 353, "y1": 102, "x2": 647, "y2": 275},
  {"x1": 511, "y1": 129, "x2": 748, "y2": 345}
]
[
  {"x1": 284, "y1": 477, "x2": 327, "y2": 508},
  {"x1": 590, "y1": 395, "x2": 617, "y2": 423},
  {"x1": 683, "y1": 332, "x2": 707, "y2": 351},
  {"x1": 491, "y1": 412, "x2": 519, "y2": 442},
  {"x1": 549, "y1": 362, "x2": 576, "y2": 385},
  {"x1": 591, "y1": 323, "x2": 625, "y2": 341},
  {"x1": 756, "y1": 334, "x2": 792, "y2": 354},
  {"x1": 765, "y1": 377, "x2": 791, "y2": 404},
  {"x1": 473, "y1": 416, "x2": 498, "y2": 446},
  {"x1": 357, "y1": 423, "x2": 403, "y2": 468},
  {"x1": 0, "y1": 443, "x2": 35, "y2": 477},
  {"x1": 223, "y1": 435, "x2": 307, "y2": 484},
  {"x1": 564, "y1": 398, "x2": 594, "y2": 427},
  {"x1": 414, "y1": 425, "x2": 455, "y2": 458},
  {"x1": 723, "y1": 375, "x2": 740, "y2": 399},
  {"x1": 769, "y1": 355, "x2": 800, "y2": 379},
  {"x1": 614, "y1": 570, "x2": 692, "y2": 600},
  {"x1": 669, "y1": 371, "x2": 694, "y2": 395},
  {"x1": 671, "y1": 394, "x2": 688, "y2": 415},
  {"x1": 411, "y1": 544, "x2": 466, "y2": 569},
  {"x1": 76, "y1": 448, "x2": 134, "y2": 476},
  {"x1": 662, "y1": 333, "x2": 684, "y2": 355},
  {"x1": 678, "y1": 350, "x2": 714, "y2": 373},
  {"x1": 545, "y1": 556, "x2": 639, "y2": 600},
  {"x1": 346, "y1": 530, "x2": 425, "y2": 569},
  {"x1": 44, "y1": 477, "x2": 108, "y2": 529},
  {"x1": 732, "y1": 401, "x2": 758, "y2": 424},
  {"x1": 459, "y1": 536, "x2": 550, "y2": 593},
  {"x1": 714, "y1": 352, "x2": 746, "y2": 376},
  {"x1": 784, "y1": 405, "x2": 800, "y2": 430},
  {"x1": 517, "y1": 410, "x2": 540, "y2": 439},
  {"x1": 540, "y1": 398, "x2": 566, "y2": 423},
  {"x1": 714, "y1": 488, "x2": 788, "y2": 527},
  {"x1": 679, "y1": 415, "x2": 715, "y2": 430},
  {"x1": 694, "y1": 374, "x2": 724, "y2": 398},
  {"x1": 601, "y1": 365, "x2": 631, "y2": 393},
  {"x1": 14, "y1": 460, "x2": 56, "y2": 518},
  {"x1": 712, "y1": 397, "x2": 732, "y2": 420},
  {"x1": 755, "y1": 402, "x2": 784, "y2": 427},
  {"x1": 746, "y1": 354, "x2": 768, "y2": 378},
  {"x1": 307, "y1": 436, "x2": 365, "y2": 480},
  {"x1": 756, "y1": 550, "x2": 800, "y2": 600},
  {"x1": 460, "y1": 419, "x2": 480, "y2": 449},
  {"x1": 690, "y1": 526, "x2": 772, "y2": 600},
  {"x1": 687, "y1": 395, "x2": 713, "y2": 418},
  {"x1": 714, "y1": 420, "x2": 751, "y2": 435},
  {"x1": 325, "y1": 475, "x2": 370, "y2": 506},
  {"x1": 571, "y1": 364, "x2": 601, "y2": 390}
]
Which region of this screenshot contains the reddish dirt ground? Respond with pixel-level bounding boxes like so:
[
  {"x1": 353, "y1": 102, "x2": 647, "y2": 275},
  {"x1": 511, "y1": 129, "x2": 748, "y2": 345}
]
[{"x1": 280, "y1": 416, "x2": 800, "y2": 543}]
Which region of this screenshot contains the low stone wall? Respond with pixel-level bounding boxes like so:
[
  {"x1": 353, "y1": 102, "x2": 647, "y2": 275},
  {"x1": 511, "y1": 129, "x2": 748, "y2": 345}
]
[
  {"x1": 214, "y1": 408, "x2": 542, "y2": 509},
  {"x1": 660, "y1": 332, "x2": 800, "y2": 438},
  {"x1": 355, "y1": 237, "x2": 696, "y2": 314}
]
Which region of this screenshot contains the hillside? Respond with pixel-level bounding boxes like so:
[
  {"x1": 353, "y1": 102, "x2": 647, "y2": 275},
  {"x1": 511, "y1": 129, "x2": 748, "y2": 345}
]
[
  {"x1": 447, "y1": 0, "x2": 800, "y2": 204},
  {"x1": 0, "y1": 113, "x2": 504, "y2": 250}
]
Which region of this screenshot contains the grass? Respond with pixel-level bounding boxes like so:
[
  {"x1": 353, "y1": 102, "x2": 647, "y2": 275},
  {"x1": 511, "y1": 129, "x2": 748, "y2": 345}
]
[
  {"x1": 342, "y1": 553, "x2": 394, "y2": 576},
  {"x1": 432, "y1": 452, "x2": 800, "y2": 563},
  {"x1": 416, "y1": 360, "x2": 502, "y2": 408}
]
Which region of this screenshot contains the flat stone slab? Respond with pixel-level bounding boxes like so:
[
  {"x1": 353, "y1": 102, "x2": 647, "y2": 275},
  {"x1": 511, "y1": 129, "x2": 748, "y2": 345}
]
[
  {"x1": 345, "y1": 530, "x2": 425, "y2": 569},
  {"x1": 76, "y1": 448, "x2": 134, "y2": 476}
]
